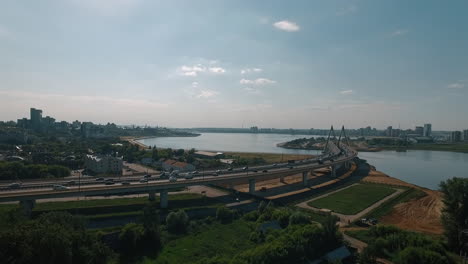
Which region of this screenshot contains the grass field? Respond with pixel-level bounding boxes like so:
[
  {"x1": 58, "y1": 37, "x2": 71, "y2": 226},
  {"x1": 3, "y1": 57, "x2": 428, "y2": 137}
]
[
  {"x1": 142, "y1": 220, "x2": 254, "y2": 263},
  {"x1": 0, "y1": 193, "x2": 205, "y2": 213},
  {"x1": 33, "y1": 193, "x2": 204, "y2": 211},
  {"x1": 225, "y1": 152, "x2": 313, "y2": 163},
  {"x1": 307, "y1": 184, "x2": 397, "y2": 215}
]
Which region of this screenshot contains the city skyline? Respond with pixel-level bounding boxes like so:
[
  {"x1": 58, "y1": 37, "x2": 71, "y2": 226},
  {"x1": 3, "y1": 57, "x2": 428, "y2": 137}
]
[{"x1": 1, "y1": 1, "x2": 468, "y2": 130}]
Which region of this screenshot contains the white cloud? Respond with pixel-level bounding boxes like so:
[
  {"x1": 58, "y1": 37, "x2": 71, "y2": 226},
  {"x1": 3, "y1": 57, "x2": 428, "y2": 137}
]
[
  {"x1": 209, "y1": 67, "x2": 226, "y2": 74},
  {"x1": 240, "y1": 78, "x2": 276, "y2": 85},
  {"x1": 244, "y1": 87, "x2": 261, "y2": 94},
  {"x1": 179, "y1": 64, "x2": 206, "y2": 77},
  {"x1": 192, "y1": 82, "x2": 199, "y2": 88},
  {"x1": 273, "y1": 20, "x2": 300, "y2": 32},
  {"x1": 241, "y1": 68, "x2": 263, "y2": 74},
  {"x1": 447, "y1": 82, "x2": 465, "y2": 89},
  {"x1": 196, "y1": 90, "x2": 218, "y2": 99},
  {"x1": 336, "y1": 5, "x2": 357, "y2": 16},
  {"x1": 179, "y1": 64, "x2": 225, "y2": 76},
  {"x1": 390, "y1": 29, "x2": 409, "y2": 37},
  {"x1": 183, "y1": 71, "x2": 197, "y2": 77},
  {"x1": 340, "y1": 90, "x2": 354, "y2": 95}
]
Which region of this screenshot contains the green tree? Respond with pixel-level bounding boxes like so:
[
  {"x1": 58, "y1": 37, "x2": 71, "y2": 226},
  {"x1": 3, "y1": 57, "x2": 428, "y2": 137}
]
[
  {"x1": 119, "y1": 223, "x2": 145, "y2": 258},
  {"x1": 289, "y1": 212, "x2": 310, "y2": 226},
  {"x1": 0, "y1": 212, "x2": 113, "y2": 264},
  {"x1": 152, "y1": 147, "x2": 159, "y2": 160},
  {"x1": 395, "y1": 247, "x2": 451, "y2": 264},
  {"x1": 439, "y1": 177, "x2": 468, "y2": 250},
  {"x1": 216, "y1": 206, "x2": 234, "y2": 224},
  {"x1": 166, "y1": 210, "x2": 189, "y2": 234}
]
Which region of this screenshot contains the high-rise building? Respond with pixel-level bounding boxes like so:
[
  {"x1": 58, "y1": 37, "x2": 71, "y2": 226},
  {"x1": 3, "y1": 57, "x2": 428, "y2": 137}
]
[
  {"x1": 30, "y1": 108, "x2": 43, "y2": 131},
  {"x1": 423, "y1": 124, "x2": 432, "y2": 137},
  {"x1": 386, "y1": 126, "x2": 393, "y2": 137},
  {"x1": 415, "y1": 126, "x2": 424, "y2": 136},
  {"x1": 463, "y1": 130, "x2": 468, "y2": 141},
  {"x1": 451, "y1": 131, "x2": 462, "y2": 142}
]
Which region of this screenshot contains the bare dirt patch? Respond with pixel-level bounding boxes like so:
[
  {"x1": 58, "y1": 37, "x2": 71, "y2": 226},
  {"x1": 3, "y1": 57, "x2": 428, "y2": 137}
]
[
  {"x1": 380, "y1": 189, "x2": 443, "y2": 235},
  {"x1": 362, "y1": 167, "x2": 444, "y2": 235}
]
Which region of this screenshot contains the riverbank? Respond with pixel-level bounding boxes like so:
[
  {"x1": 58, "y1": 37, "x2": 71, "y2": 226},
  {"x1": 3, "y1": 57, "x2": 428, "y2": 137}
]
[{"x1": 278, "y1": 139, "x2": 468, "y2": 153}]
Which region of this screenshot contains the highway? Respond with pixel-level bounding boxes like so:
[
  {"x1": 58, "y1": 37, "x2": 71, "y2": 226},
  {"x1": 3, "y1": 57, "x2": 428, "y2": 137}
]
[
  {"x1": 0, "y1": 154, "x2": 331, "y2": 191},
  {"x1": 0, "y1": 142, "x2": 357, "y2": 203}
]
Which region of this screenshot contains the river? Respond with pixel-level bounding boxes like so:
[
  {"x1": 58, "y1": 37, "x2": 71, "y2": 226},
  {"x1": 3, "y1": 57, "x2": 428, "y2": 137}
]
[{"x1": 138, "y1": 133, "x2": 468, "y2": 190}]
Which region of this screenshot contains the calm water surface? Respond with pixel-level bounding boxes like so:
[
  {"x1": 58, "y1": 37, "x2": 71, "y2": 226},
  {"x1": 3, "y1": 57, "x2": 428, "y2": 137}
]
[
  {"x1": 138, "y1": 133, "x2": 468, "y2": 190},
  {"x1": 138, "y1": 133, "x2": 322, "y2": 155}
]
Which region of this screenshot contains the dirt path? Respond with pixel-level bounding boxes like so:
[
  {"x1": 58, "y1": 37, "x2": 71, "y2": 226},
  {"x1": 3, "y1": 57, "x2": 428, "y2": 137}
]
[{"x1": 297, "y1": 184, "x2": 404, "y2": 226}]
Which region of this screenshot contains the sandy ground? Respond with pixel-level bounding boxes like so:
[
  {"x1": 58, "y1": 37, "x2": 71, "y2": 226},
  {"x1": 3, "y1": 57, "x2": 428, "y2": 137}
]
[{"x1": 362, "y1": 168, "x2": 444, "y2": 235}]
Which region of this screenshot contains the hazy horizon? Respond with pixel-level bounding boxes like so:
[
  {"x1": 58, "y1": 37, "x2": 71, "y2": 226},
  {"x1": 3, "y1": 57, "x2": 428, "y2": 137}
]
[{"x1": 1, "y1": 0, "x2": 467, "y2": 130}]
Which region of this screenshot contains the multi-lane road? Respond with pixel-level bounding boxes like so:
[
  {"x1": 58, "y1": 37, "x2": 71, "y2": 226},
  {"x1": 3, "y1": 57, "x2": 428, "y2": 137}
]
[{"x1": 0, "y1": 144, "x2": 357, "y2": 203}]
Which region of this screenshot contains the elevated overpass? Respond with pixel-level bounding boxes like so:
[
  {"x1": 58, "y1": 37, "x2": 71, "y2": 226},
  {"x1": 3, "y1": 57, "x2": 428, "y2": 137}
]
[{"x1": 0, "y1": 126, "x2": 357, "y2": 213}]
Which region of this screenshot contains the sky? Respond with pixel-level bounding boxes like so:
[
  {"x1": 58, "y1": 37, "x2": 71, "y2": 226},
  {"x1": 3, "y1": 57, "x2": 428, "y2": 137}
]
[{"x1": 0, "y1": 0, "x2": 467, "y2": 130}]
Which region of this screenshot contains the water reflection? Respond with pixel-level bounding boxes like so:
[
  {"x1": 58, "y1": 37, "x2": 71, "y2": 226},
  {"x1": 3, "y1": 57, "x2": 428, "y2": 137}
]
[{"x1": 138, "y1": 133, "x2": 468, "y2": 190}]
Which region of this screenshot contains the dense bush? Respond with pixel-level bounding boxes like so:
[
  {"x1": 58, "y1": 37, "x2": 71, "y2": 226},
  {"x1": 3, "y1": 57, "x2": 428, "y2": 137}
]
[
  {"x1": 362, "y1": 225, "x2": 454, "y2": 264},
  {"x1": 0, "y1": 212, "x2": 114, "y2": 264},
  {"x1": 0, "y1": 161, "x2": 70, "y2": 180},
  {"x1": 288, "y1": 211, "x2": 310, "y2": 226},
  {"x1": 166, "y1": 210, "x2": 189, "y2": 234},
  {"x1": 216, "y1": 206, "x2": 235, "y2": 224},
  {"x1": 239, "y1": 223, "x2": 342, "y2": 264},
  {"x1": 119, "y1": 223, "x2": 145, "y2": 256}
]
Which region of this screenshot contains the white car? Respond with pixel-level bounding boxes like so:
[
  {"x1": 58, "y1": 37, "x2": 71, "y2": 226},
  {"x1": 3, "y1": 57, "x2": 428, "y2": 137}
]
[
  {"x1": 53, "y1": 185, "x2": 69, "y2": 191},
  {"x1": 184, "y1": 172, "x2": 193, "y2": 179},
  {"x1": 169, "y1": 176, "x2": 177, "y2": 182}
]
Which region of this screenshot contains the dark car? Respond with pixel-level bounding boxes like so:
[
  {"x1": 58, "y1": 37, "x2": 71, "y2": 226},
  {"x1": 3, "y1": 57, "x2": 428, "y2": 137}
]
[
  {"x1": 318, "y1": 159, "x2": 324, "y2": 164},
  {"x1": 262, "y1": 170, "x2": 268, "y2": 173},
  {"x1": 288, "y1": 166, "x2": 294, "y2": 169},
  {"x1": 95, "y1": 177, "x2": 105, "y2": 181},
  {"x1": 105, "y1": 181, "x2": 115, "y2": 185},
  {"x1": 260, "y1": 187, "x2": 267, "y2": 192},
  {"x1": 227, "y1": 167, "x2": 233, "y2": 171}
]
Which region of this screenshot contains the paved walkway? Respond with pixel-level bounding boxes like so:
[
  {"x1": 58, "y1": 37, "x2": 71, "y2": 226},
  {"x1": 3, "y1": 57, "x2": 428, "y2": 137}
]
[{"x1": 297, "y1": 183, "x2": 404, "y2": 226}]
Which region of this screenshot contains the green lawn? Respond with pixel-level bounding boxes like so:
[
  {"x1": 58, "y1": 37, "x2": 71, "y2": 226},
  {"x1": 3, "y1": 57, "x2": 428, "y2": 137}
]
[
  {"x1": 307, "y1": 184, "x2": 397, "y2": 215},
  {"x1": 142, "y1": 220, "x2": 255, "y2": 263},
  {"x1": 32, "y1": 193, "x2": 203, "y2": 211}
]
